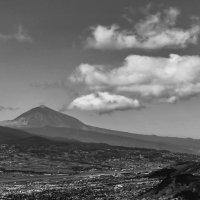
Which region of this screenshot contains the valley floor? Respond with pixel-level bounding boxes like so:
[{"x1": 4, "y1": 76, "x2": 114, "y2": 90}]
[
  {"x1": 0, "y1": 171, "x2": 160, "y2": 199},
  {"x1": 0, "y1": 143, "x2": 199, "y2": 199}
]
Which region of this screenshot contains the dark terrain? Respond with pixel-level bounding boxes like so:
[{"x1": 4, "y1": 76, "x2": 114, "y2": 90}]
[
  {"x1": 140, "y1": 162, "x2": 200, "y2": 200},
  {"x1": 0, "y1": 126, "x2": 198, "y2": 199}
]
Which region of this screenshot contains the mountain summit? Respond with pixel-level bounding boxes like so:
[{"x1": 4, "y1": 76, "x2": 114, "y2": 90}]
[{"x1": 0, "y1": 106, "x2": 87, "y2": 129}]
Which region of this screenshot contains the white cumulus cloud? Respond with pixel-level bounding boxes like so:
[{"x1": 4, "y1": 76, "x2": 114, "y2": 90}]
[
  {"x1": 70, "y1": 54, "x2": 200, "y2": 103},
  {"x1": 86, "y1": 7, "x2": 200, "y2": 50},
  {"x1": 68, "y1": 92, "x2": 142, "y2": 113}
]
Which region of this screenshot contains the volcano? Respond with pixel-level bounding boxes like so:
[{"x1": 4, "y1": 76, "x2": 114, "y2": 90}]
[
  {"x1": 1, "y1": 106, "x2": 200, "y2": 155},
  {"x1": 0, "y1": 105, "x2": 88, "y2": 129}
]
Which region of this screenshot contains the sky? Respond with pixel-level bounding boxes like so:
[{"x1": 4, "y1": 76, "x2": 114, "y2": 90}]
[{"x1": 1, "y1": 0, "x2": 200, "y2": 138}]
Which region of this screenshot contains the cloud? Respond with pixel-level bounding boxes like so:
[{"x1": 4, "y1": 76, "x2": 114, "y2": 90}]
[
  {"x1": 0, "y1": 106, "x2": 18, "y2": 112},
  {"x1": 13, "y1": 25, "x2": 33, "y2": 43},
  {"x1": 68, "y1": 92, "x2": 142, "y2": 113},
  {"x1": 85, "y1": 7, "x2": 200, "y2": 50},
  {"x1": 70, "y1": 54, "x2": 200, "y2": 103},
  {"x1": 0, "y1": 25, "x2": 33, "y2": 43}
]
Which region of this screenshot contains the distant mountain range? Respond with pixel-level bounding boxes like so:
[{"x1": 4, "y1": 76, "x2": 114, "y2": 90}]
[{"x1": 1, "y1": 105, "x2": 200, "y2": 155}]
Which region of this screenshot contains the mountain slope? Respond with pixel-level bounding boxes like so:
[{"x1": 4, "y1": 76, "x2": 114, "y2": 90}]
[
  {"x1": 1, "y1": 106, "x2": 200, "y2": 155},
  {"x1": 0, "y1": 105, "x2": 87, "y2": 129},
  {"x1": 24, "y1": 126, "x2": 200, "y2": 155},
  {"x1": 141, "y1": 162, "x2": 200, "y2": 200},
  {"x1": 0, "y1": 126, "x2": 53, "y2": 145}
]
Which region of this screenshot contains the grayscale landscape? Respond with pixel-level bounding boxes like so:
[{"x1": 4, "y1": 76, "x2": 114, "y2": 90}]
[
  {"x1": 0, "y1": 0, "x2": 200, "y2": 199},
  {"x1": 0, "y1": 106, "x2": 199, "y2": 199}
]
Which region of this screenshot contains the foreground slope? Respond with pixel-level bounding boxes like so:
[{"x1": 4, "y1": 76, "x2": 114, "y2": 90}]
[
  {"x1": 1, "y1": 106, "x2": 200, "y2": 155},
  {"x1": 140, "y1": 162, "x2": 200, "y2": 200}
]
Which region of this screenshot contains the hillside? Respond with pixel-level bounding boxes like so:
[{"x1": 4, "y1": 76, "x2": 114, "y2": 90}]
[
  {"x1": 0, "y1": 126, "x2": 52, "y2": 145},
  {"x1": 1, "y1": 106, "x2": 200, "y2": 155},
  {"x1": 141, "y1": 162, "x2": 200, "y2": 200}
]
